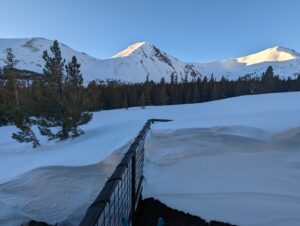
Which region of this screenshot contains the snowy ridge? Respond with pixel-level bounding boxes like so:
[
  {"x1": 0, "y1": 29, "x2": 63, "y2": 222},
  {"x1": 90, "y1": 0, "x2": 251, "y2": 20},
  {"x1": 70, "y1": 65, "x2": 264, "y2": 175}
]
[
  {"x1": 196, "y1": 45, "x2": 300, "y2": 79},
  {"x1": 0, "y1": 38, "x2": 201, "y2": 83},
  {"x1": 1, "y1": 37, "x2": 300, "y2": 83},
  {"x1": 111, "y1": 41, "x2": 148, "y2": 58},
  {"x1": 236, "y1": 46, "x2": 300, "y2": 65},
  {"x1": 0, "y1": 38, "x2": 102, "y2": 82}
]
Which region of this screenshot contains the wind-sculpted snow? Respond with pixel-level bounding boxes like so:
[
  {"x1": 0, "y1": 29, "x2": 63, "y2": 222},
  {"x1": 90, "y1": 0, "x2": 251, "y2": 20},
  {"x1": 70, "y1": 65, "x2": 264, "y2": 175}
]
[
  {"x1": 1, "y1": 92, "x2": 300, "y2": 225},
  {"x1": 1, "y1": 92, "x2": 300, "y2": 183},
  {"x1": 143, "y1": 126, "x2": 300, "y2": 226},
  {"x1": 1, "y1": 38, "x2": 300, "y2": 83},
  {"x1": 0, "y1": 143, "x2": 128, "y2": 226}
]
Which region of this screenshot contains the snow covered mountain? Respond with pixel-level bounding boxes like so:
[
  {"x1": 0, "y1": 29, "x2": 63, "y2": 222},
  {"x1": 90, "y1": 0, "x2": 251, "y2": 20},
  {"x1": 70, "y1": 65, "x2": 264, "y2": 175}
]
[
  {"x1": 0, "y1": 38, "x2": 300, "y2": 83},
  {"x1": 0, "y1": 38, "x2": 105, "y2": 82},
  {"x1": 196, "y1": 46, "x2": 300, "y2": 79},
  {"x1": 0, "y1": 38, "x2": 201, "y2": 83}
]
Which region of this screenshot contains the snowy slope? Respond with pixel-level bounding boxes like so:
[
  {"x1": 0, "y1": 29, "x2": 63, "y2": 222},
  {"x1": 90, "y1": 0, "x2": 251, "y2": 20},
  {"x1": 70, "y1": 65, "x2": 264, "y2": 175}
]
[
  {"x1": 0, "y1": 38, "x2": 201, "y2": 83},
  {"x1": 0, "y1": 38, "x2": 104, "y2": 82},
  {"x1": 1, "y1": 92, "x2": 300, "y2": 225},
  {"x1": 103, "y1": 41, "x2": 201, "y2": 82},
  {"x1": 1, "y1": 92, "x2": 300, "y2": 183},
  {"x1": 196, "y1": 46, "x2": 300, "y2": 79},
  {"x1": 1, "y1": 38, "x2": 300, "y2": 83},
  {"x1": 236, "y1": 46, "x2": 300, "y2": 65}
]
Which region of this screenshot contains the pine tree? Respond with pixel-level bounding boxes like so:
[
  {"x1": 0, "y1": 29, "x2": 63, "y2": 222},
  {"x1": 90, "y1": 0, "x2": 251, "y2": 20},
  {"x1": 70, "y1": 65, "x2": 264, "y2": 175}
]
[
  {"x1": 39, "y1": 41, "x2": 92, "y2": 139},
  {"x1": 219, "y1": 76, "x2": 228, "y2": 98},
  {"x1": 4, "y1": 48, "x2": 40, "y2": 147},
  {"x1": 143, "y1": 76, "x2": 151, "y2": 106},
  {"x1": 12, "y1": 112, "x2": 40, "y2": 148},
  {"x1": 4, "y1": 48, "x2": 19, "y2": 119},
  {"x1": 200, "y1": 76, "x2": 208, "y2": 101},
  {"x1": 169, "y1": 73, "x2": 179, "y2": 104},
  {"x1": 158, "y1": 77, "x2": 168, "y2": 105},
  {"x1": 86, "y1": 81, "x2": 102, "y2": 110},
  {"x1": 209, "y1": 74, "x2": 219, "y2": 100},
  {"x1": 261, "y1": 66, "x2": 275, "y2": 93},
  {"x1": 192, "y1": 78, "x2": 201, "y2": 103},
  {"x1": 139, "y1": 92, "x2": 145, "y2": 109},
  {"x1": 0, "y1": 70, "x2": 9, "y2": 125},
  {"x1": 123, "y1": 93, "x2": 129, "y2": 109},
  {"x1": 64, "y1": 56, "x2": 92, "y2": 137},
  {"x1": 39, "y1": 40, "x2": 68, "y2": 140}
]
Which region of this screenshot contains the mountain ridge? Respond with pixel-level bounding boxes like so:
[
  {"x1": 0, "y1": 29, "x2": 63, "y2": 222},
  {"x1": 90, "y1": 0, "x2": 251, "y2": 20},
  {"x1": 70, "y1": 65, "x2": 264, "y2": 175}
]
[{"x1": 0, "y1": 37, "x2": 300, "y2": 83}]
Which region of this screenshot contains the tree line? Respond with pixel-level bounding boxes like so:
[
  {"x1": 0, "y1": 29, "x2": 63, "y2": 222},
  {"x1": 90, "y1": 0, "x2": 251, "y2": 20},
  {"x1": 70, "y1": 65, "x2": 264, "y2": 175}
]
[
  {"x1": 85, "y1": 66, "x2": 300, "y2": 111},
  {"x1": 1, "y1": 40, "x2": 300, "y2": 148}
]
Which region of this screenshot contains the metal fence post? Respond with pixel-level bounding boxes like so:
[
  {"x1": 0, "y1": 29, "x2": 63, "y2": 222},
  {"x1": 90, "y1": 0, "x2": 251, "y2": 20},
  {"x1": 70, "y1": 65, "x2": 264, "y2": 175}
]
[{"x1": 131, "y1": 148, "x2": 136, "y2": 215}]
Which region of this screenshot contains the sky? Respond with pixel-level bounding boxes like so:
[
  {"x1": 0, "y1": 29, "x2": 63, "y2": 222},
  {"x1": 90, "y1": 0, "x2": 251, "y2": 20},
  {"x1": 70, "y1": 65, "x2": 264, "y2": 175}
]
[{"x1": 0, "y1": 0, "x2": 299, "y2": 62}]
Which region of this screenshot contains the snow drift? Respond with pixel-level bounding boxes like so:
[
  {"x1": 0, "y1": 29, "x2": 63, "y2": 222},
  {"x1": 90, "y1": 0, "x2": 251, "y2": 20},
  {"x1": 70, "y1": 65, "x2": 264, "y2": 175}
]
[
  {"x1": 1, "y1": 92, "x2": 300, "y2": 225},
  {"x1": 143, "y1": 126, "x2": 300, "y2": 226}
]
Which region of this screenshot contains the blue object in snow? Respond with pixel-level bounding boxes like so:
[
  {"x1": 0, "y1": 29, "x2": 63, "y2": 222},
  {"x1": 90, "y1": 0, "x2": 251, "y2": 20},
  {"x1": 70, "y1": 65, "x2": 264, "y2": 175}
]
[{"x1": 157, "y1": 217, "x2": 164, "y2": 226}]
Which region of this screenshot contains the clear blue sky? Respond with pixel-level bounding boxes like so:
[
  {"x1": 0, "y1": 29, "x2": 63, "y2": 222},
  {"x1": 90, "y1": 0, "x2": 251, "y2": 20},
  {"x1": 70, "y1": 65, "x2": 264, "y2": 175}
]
[{"x1": 0, "y1": 0, "x2": 299, "y2": 62}]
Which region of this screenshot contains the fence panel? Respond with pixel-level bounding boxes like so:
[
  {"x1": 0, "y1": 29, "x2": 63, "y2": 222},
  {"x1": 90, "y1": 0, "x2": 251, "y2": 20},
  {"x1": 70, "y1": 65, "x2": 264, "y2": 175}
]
[{"x1": 79, "y1": 119, "x2": 171, "y2": 226}]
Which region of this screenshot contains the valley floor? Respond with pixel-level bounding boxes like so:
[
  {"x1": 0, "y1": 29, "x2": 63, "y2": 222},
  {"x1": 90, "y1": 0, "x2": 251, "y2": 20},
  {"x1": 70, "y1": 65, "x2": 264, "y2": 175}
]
[{"x1": 1, "y1": 92, "x2": 300, "y2": 225}]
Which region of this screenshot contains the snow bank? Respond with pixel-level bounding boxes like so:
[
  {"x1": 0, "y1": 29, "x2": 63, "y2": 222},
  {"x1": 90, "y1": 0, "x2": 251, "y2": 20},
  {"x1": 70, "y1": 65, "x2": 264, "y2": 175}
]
[
  {"x1": 0, "y1": 143, "x2": 128, "y2": 226},
  {"x1": 1, "y1": 92, "x2": 300, "y2": 225},
  {"x1": 2, "y1": 92, "x2": 300, "y2": 184},
  {"x1": 143, "y1": 126, "x2": 300, "y2": 226}
]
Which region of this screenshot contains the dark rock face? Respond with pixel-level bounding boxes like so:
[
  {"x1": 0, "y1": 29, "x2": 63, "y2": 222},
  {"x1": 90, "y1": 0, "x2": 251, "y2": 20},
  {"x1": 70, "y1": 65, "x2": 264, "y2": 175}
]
[
  {"x1": 21, "y1": 220, "x2": 54, "y2": 226},
  {"x1": 152, "y1": 46, "x2": 174, "y2": 68},
  {"x1": 133, "y1": 198, "x2": 237, "y2": 226}
]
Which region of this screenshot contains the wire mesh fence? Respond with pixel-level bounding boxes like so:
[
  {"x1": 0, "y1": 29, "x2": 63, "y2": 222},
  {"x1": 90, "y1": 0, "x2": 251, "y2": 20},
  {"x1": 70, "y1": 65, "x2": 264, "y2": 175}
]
[{"x1": 79, "y1": 119, "x2": 171, "y2": 226}]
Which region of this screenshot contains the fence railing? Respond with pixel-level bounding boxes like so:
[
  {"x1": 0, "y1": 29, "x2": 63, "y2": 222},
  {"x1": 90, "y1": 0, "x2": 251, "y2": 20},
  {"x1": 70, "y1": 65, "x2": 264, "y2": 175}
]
[{"x1": 79, "y1": 119, "x2": 171, "y2": 226}]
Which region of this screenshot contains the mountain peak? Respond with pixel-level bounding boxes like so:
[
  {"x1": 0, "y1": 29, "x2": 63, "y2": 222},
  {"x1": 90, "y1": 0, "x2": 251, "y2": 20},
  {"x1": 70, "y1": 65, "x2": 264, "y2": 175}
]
[
  {"x1": 236, "y1": 45, "x2": 300, "y2": 66},
  {"x1": 111, "y1": 41, "x2": 153, "y2": 58}
]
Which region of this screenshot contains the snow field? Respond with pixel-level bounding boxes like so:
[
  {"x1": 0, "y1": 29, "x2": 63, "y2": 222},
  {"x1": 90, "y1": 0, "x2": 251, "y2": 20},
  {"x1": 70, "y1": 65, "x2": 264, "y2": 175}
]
[{"x1": 0, "y1": 92, "x2": 300, "y2": 225}]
